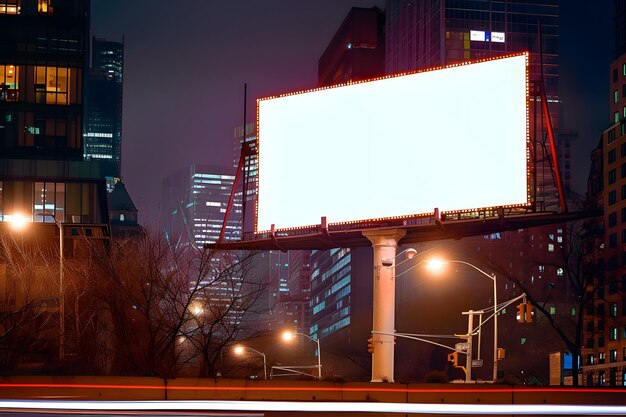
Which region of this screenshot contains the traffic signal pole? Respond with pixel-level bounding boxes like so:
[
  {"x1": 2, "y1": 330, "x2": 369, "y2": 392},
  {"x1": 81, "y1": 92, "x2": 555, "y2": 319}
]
[{"x1": 464, "y1": 310, "x2": 474, "y2": 383}]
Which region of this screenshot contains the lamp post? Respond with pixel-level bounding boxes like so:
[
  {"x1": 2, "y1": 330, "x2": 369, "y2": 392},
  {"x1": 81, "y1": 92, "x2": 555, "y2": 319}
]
[
  {"x1": 233, "y1": 344, "x2": 267, "y2": 380},
  {"x1": 49, "y1": 214, "x2": 64, "y2": 363},
  {"x1": 282, "y1": 330, "x2": 322, "y2": 380},
  {"x1": 7, "y1": 213, "x2": 64, "y2": 361},
  {"x1": 427, "y1": 259, "x2": 498, "y2": 383}
]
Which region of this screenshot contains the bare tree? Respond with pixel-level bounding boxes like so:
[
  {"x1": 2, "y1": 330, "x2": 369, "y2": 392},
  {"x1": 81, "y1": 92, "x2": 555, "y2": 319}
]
[
  {"x1": 0, "y1": 233, "x2": 59, "y2": 372},
  {"x1": 79, "y1": 231, "x2": 264, "y2": 378},
  {"x1": 180, "y1": 249, "x2": 265, "y2": 377},
  {"x1": 477, "y1": 220, "x2": 594, "y2": 386}
]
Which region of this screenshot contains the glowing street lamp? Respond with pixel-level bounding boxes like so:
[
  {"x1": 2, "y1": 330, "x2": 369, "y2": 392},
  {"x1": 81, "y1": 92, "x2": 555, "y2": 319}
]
[
  {"x1": 189, "y1": 300, "x2": 204, "y2": 317},
  {"x1": 8, "y1": 212, "x2": 65, "y2": 362},
  {"x1": 282, "y1": 330, "x2": 322, "y2": 380},
  {"x1": 7, "y1": 213, "x2": 28, "y2": 230},
  {"x1": 233, "y1": 344, "x2": 267, "y2": 380},
  {"x1": 425, "y1": 258, "x2": 498, "y2": 383}
]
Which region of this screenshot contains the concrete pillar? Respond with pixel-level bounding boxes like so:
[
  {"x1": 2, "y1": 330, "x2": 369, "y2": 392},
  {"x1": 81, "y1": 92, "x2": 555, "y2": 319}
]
[{"x1": 363, "y1": 229, "x2": 406, "y2": 383}]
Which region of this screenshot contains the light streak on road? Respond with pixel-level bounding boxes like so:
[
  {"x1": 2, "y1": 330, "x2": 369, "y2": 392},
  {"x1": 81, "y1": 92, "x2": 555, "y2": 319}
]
[
  {"x1": 2, "y1": 382, "x2": 626, "y2": 394},
  {"x1": 1, "y1": 400, "x2": 626, "y2": 415}
]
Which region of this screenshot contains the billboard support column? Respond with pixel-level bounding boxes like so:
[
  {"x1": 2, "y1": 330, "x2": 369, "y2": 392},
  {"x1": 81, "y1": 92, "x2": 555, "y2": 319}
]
[{"x1": 363, "y1": 229, "x2": 406, "y2": 383}]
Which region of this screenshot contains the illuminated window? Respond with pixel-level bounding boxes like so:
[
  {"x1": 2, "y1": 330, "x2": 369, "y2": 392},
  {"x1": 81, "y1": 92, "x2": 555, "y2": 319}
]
[
  {"x1": 33, "y1": 182, "x2": 65, "y2": 223},
  {"x1": 0, "y1": 0, "x2": 19, "y2": 14},
  {"x1": 37, "y1": 0, "x2": 52, "y2": 14},
  {"x1": 549, "y1": 306, "x2": 556, "y2": 315},
  {"x1": 35, "y1": 66, "x2": 71, "y2": 105},
  {"x1": 120, "y1": 213, "x2": 125, "y2": 221},
  {"x1": 615, "y1": 112, "x2": 620, "y2": 124},
  {"x1": 615, "y1": 90, "x2": 619, "y2": 103},
  {"x1": 0, "y1": 65, "x2": 19, "y2": 102}
]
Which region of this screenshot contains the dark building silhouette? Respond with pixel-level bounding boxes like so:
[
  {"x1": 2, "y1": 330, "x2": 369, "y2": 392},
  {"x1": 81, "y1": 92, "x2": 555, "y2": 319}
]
[
  {"x1": 84, "y1": 37, "x2": 124, "y2": 182},
  {"x1": 108, "y1": 181, "x2": 140, "y2": 237},
  {"x1": 318, "y1": 7, "x2": 385, "y2": 87},
  {"x1": 580, "y1": 1, "x2": 626, "y2": 386}
]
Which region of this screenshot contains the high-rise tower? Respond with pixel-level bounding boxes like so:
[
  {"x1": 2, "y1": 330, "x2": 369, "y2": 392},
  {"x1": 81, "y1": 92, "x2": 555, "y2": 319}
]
[
  {"x1": 0, "y1": 0, "x2": 109, "y2": 229},
  {"x1": 84, "y1": 37, "x2": 124, "y2": 182},
  {"x1": 385, "y1": 0, "x2": 563, "y2": 211},
  {"x1": 581, "y1": 0, "x2": 626, "y2": 387}
]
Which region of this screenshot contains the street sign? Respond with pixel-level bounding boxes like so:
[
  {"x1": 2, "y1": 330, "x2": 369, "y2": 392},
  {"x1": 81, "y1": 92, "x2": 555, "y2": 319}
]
[
  {"x1": 455, "y1": 342, "x2": 469, "y2": 352},
  {"x1": 471, "y1": 359, "x2": 484, "y2": 368}
]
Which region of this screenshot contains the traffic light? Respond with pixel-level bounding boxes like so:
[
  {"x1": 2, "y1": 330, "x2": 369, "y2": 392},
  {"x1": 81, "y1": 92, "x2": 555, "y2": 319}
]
[
  {"x1": 497, "y1": 348, "x2": 506, "y2": 360},
  {"x1": 526, "y1": 303, "x2": 534, "y2": 323},
  {"x1": 516, "y1": 302, "x2": 534, "y2": 323},
  {"x1": 447, "y1": 351, "x2": 467, "y2": 376},
  {"x1": 516, "y1": 303, "x2": 525, "y2": 323},
  {"x1": 367, "y1": 337, "x2": 375, "y2": 354}
]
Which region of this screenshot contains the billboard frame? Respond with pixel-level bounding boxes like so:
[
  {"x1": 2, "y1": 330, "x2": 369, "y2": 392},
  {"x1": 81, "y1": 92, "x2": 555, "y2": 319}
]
[{"x1": 255, "y1": 52, "x2": 530, "y2": 235}]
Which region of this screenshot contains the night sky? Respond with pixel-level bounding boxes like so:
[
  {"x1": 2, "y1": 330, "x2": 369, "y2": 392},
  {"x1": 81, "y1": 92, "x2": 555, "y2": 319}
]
[{"x1": 91, "y1": 1, "x2": 612, "y2": 218}]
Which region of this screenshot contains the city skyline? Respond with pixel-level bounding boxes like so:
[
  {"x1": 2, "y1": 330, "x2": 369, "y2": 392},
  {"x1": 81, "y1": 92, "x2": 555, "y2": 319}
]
[{"x1": 91, "y1": 1, "x2": 612, "y2": 217}]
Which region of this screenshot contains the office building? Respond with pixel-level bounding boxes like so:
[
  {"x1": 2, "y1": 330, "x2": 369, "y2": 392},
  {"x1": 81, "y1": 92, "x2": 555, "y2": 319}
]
[
  {"x1": 580, "y1": 5, "x2": 626, "y2": 381},
  {"x1": 84, "y1": 37, "x2": 124, "y2": 182},
  {"x1": 0, "y1": 0, "x2": 110, "y2": 368},
  {"x1": 385, "y1": 0, "x2": 564, "y2": 211},
  {"x1": 381, "y1": 0, "x2": 575, "y2": 383},
  {"x1": 233, "y1": 122, "x2": 257, "y2": 236},
  {"x1": 0, "y1": 0, "x2": 109, "y2": 229},
  {"x1": 162, "y1": 164, "x2": 241, "y2": 249},
  {"x1": 318, "y1": 6, "x2": 385, "y2": 87}
]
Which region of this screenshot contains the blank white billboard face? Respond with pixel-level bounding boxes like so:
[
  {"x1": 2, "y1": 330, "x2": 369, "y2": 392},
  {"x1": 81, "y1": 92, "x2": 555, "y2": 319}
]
[{"x1": 256, "y1": 54, "x2": 528, "y2": 232}]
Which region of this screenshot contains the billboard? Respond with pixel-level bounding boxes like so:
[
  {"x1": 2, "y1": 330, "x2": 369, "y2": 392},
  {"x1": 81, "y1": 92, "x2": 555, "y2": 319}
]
[{"x1": 256, "y1": 53, "x2": 529, "y2": 233}]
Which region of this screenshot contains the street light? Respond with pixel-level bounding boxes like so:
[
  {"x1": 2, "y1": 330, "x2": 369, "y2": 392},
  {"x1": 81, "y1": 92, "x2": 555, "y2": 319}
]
[
  {"x1": 380, "y1": 247, "x2": 434, "y2": 268},
  {"x1": 9, "y1": 212, "x2": 65, "y2": 362},
  {"x1": 7, "y1": 213, "x2": 28, "y2": 231},
  {"x1": 47, "y1": 214, "x2": 64, "y2": 363},
  {"x1": 233, "y1": 344, "x2": 267, "y2": 380},
  {"x1": 426, "y1": 258, "x2": 498, "y2": 383},
  {"x1": 282, "y1": 330, "x2": 322, "y2": 380}
]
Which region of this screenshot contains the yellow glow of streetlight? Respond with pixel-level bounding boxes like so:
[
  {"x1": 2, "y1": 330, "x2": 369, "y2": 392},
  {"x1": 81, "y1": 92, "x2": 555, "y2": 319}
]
[
  {"x1": 7, "y1": 213, "x2": 29, "y2": 230},
  {"x1": 233, "y1": 345, "x2": 245, "y2": 355},
  {"x1": 425, "y1": 258, "x2": 446, "y2": 272},
  {"x1": 282, "y1": 330, "x2": 295, "y2": 342},
  {"x1": 189, "y1": 301, "x2": 204, "y2": 316}
]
